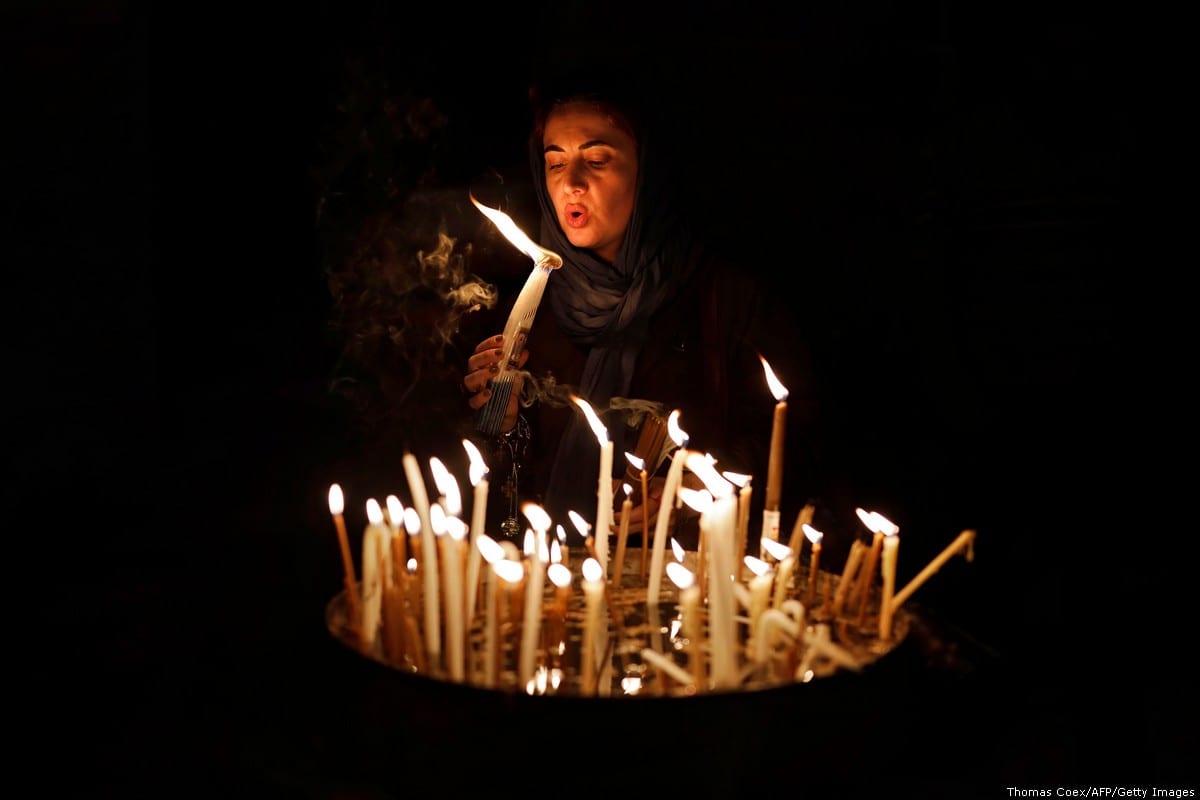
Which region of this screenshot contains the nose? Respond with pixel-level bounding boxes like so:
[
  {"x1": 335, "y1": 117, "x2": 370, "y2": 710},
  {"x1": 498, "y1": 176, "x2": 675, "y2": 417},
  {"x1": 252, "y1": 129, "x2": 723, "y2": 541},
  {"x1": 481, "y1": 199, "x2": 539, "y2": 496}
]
[{"x1": 564, "y1": 159, "x2": 587, "y2": 193}]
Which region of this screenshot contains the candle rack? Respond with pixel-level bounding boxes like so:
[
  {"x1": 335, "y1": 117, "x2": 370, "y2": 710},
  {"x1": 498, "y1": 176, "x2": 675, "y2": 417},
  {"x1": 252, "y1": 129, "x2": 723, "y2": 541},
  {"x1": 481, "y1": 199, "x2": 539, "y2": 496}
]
[{"x1": 326, "y1": 555, "x2": 913, "y2": 698}]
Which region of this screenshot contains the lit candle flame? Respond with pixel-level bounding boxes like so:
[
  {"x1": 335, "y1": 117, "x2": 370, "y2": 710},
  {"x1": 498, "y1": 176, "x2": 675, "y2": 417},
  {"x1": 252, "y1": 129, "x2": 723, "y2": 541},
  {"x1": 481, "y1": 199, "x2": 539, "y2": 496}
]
[
  {"x1": 802, "y1": 523, "x2": 824, "y2": 545},
  {"x1": 494, "y1": 559, "x2": 525, "y2": 584},
  {"x1": 686, "y1": 451, "x2": 733, "y2": 498},
  {"x1": 430, "y1": 503, "x2": 447, "y2": 534},
  {"x1": 547, "y1": 563, "x2": 572, "y2": 588},
  {"x1": 571, "y1": 395, "x2": 608, "y2": 444},
  {"x1": 550, "y1": 538, "x2": 562, "y2": 564},
  {"x1": 385, "y1": 495, "x2": 404, "y2": 528},
  {"x1": 744, "y1": 555, "x2": 771, "y2": 577},
  {"x1": 365, "y1": 498, "x2": 384, "y2": 526},
  {"x1": 327, "y1": 483, "x2": 344, "y2": 516},
  {"x1": 477, "y1": 533, "x2": 504, "y2": 565},
  {"x1": 568, "y1": 509, "x2": 591, "y2": 539},
  {"x1": 722, "y1": 470, "x2": 751, "y2": 488},
  {"x1": 470, "y1": 193, "x2": 563, "y2": 270},
  {"x1": 429, "y1": 456, "x2": 462, "y2": 517},
  {"x1": 625, "y1": 452, "x2": 645, "y2": 471},
  {"x1": 462, "y1": 439, "x2": 488, "y2": 486},
  {"x1": 666, "y1": 409, "x2": 689, "y2": 448},
  {"x1": 760, "y1": 537, "x2": 792, "y2": 561},
  {"x1": 678, "y1": 487, "x2": 713, "y2": 514},
  {"x1": 856, "y1": 508, "x2": 899, "y2": 535},
  {"x1": 523, "y1": 529, "x2": 535, "y2": 557},
  {"x1": 670, "y1": 538, "x2": 685, "y2": 562},
  {"x1": 522, "y1": 501, "x2": 552, "y2": 534},
  {"x1": 759, "y1": 355, "x2": 789, "y2": 402},
  {"x1": 666, "y1": 560, "x2": 695, "y2": 590},
  {"x1": 582, "y1": 557, "x2": 603, "y2": 583},
  {"x1": 403, "y1": 507, "x2": 420, "y2": 535},
  {"x1": 446, "y1": 516, "x2": 468, "y2": 542}
]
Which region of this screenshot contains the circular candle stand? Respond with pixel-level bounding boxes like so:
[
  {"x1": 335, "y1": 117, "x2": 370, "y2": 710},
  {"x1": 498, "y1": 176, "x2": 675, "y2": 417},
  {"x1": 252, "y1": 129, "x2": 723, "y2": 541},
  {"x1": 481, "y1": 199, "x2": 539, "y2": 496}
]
[{"x1": 322, "y1": 554, "x2": 995, "y2": 793}]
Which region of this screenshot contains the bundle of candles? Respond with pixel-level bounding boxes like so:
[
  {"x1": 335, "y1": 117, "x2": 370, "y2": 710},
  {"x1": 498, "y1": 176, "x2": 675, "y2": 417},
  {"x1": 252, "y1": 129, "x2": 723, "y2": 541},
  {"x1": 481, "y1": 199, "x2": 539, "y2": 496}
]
[{"x1": 324, "y1": 396, "x2": 977, "y2": 697}]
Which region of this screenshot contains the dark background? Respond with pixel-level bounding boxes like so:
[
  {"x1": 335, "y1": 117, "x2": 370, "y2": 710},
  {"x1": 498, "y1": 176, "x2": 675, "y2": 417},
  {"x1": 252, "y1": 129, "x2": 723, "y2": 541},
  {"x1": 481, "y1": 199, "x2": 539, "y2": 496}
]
[{"x1": 10, "y1": 1, "x2": 1183, "y2": 796}]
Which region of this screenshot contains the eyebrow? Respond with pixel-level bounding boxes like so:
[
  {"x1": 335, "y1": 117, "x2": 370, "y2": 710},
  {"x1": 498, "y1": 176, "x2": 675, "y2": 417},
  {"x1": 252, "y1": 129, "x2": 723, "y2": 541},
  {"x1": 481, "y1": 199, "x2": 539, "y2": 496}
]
[{"x1": 542, "y1": 139, "x2": 614, "y2": 155}]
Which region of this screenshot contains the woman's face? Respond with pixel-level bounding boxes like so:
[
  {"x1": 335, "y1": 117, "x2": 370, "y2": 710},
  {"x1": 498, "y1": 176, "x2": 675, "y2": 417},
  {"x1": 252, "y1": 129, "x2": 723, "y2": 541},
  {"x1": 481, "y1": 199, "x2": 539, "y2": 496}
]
[{"x1": 541, "y1": 101, "x2": 639, "y2": 263}]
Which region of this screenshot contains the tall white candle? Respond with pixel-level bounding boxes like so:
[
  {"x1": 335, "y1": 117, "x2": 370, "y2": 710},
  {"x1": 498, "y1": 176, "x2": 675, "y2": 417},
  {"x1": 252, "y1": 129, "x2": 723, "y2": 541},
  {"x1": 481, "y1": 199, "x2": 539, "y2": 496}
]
[
  {"x1": 612, "y1": 483, "x2": 633, "y2": 588},
  {"x1": 744, "y1": 555, "x2": 774, "y2": 656},
  {"x1": 462, "y1": 439, "x2": 489, "y2": 623},
  {"x1": 402, "y1": 453, "x2": 440, "y2": 670},
  {"x1": 760, "y1": 536, "x2": 794, "y2": 609},
  {"x1": 476, "y1": 534, "x2": 505, "y2": 687},
  {"x1": 581, "y1": 557, "x2": 605, "y2": 695},
  {"x1": 432, "y1": 505, "x2": 465, "y2": 682},
  {"x1": 572, "y1": 396, "x2": 612, "y2": 576},
  {"x1": 683, "y1": 453, "x2": 738, "y2": 689},
  {"x1": 519, "y1": 504, "x2": 551, "y2": 690},
  {"x1": 889, "y1": 529, "x2": 975, "y2": 613},
  {"x1": 667, "y1": 561, "x2": 704, "y2": 687},
  {"x1": 360, "y1": 498, "x2": 388, "y2": 653},
  {"x1": 647, "y1": 411, "x2": 689, "y2": 605},
  {"x1": 878, "y1": 531, "x2": 900, "y2": 640}
]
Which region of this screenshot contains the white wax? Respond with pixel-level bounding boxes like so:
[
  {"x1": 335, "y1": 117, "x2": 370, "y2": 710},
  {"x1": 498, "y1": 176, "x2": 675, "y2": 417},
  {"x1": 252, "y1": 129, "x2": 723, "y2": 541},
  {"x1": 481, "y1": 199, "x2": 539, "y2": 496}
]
[
  {"x1": 403, "y1": 453, "x2": 441, "y2": 667},
  {"x1": 595, "y1": 440, "x2": 613, "y2": 575},
  {"x1": 706, "y1": 493, "x2": 739, "y2": 689},
  {"x1": 465, "y1": 478, "x2": 488, "y2": 622},
  {"x1": 879, "y1": 534, "x2": 900, "y2": 640},
  {"x1": 518, "y1": 529, "x2": 546, "y2": 689},
  {"x1": 646, "y1": 447, "x2": 687, "y2": 605}
]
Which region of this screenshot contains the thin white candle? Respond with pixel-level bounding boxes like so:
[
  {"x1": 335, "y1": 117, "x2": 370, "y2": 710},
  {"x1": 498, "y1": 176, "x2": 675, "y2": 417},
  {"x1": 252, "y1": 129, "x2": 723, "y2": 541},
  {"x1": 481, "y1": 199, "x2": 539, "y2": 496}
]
[
  {"x1": 854, "y1": 509, "x2": 898, "y2": 626},
  {"x1": 832, "y1": 539, "x2": 867, "y2": 618},
  {"x1": 878, "y1": 530, "x2": 900, "y2": 640},
  {"x1": 432, "y1": 505, "x2": 465, "y2": 682},
  {"x1": 581, "y1": 557, "x2": 605, "y2": 695},
  {"x1": 667, "y1": 561, "x2": 704, "y2": 687},
  {"x1": 573, "y1": 395, "x2": 613, "y2": 576},
  {"x1": 803, "y1": 523, "x2": 824, "y2": 608},
  {"x1": 647, "y1": 410, "x2": 688, "y2": 605},
  {"x1": 462, "y1": 439, "x2": 489, "y2": 622},
  {"x1": 744, "y1": 555, "x2": 774, "y2": 656},
  {"x1": 639, "y1": 647, "x2": 694, "y2": 689},
  {"x1": 761, "y1": 536, "x2": 794, "y2": 609},
  {"x1": 683, "y1": 453, "x2": 738, "y2": 689},
  {"x1": 723, "y1": 471, "x2": 752, "y2": 576},
  {"x1": 626, "y1": 452, "x2": 650, "y2": 579},
  {"x1": 519, "y1": 503, "x2": 551, "y2": 690},
  {"x1": 360, "y1": 498, "x2": 388, "y2": 653},
  {"x1": 476, "y1": 534, "x2": 505, "y2": 687},
  {"x1": 613, "y1": 483, "x2": 633, "y2": 587},
  {"x1": 402, "y1": 453, "x2": 440, "y2": 670}
]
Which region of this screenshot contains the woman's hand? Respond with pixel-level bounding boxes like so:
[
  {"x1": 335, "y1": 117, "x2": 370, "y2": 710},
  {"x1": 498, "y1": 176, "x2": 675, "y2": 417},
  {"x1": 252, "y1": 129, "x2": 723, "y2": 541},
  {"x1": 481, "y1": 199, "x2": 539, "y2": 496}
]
[
  {"x1": 611, "y1": 473, "x2": 705, "y2": 537},
  {"x1": 463, "y1": 334, "x2": 528, "y2": 433}
]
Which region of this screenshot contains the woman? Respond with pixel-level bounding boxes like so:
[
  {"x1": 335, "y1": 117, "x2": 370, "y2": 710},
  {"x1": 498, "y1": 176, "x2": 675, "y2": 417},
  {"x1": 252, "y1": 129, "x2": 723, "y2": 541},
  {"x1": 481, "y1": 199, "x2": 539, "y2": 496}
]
[{"x1": 462, "y1": 72, "x2": 833, "y2": 549}]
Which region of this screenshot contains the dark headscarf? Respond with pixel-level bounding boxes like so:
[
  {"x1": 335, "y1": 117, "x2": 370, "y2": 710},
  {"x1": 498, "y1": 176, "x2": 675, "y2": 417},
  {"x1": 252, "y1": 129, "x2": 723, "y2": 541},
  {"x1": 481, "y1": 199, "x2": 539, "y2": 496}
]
[{"x1": 529, "y1": 94, "x2": 701, "y2": 524}]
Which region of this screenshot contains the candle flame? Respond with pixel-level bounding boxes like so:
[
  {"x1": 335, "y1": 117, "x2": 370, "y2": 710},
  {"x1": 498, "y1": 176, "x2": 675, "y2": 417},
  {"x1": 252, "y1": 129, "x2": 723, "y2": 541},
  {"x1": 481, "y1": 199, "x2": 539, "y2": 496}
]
[
  {"x1": 623, "y1": 483, "x2": 632, "y2": 498},
  {"x1": 522, "y1": 501, "x2": 552, "y2": 534},
  {"x1": 407, "y1": 557, "x2": 417, "y2": 573},
  {"x1": 666, "y1": 409, "x2": 689, "y2": 448},
  {"x1": 477, "y1": 533, "x2": 504, "y2": 564},
  {"x1": 722, "y1": 470, "x2": 751, "y2": 488},
  {"x1": 666, "y1": 560, "x2": 695, "y2": 590},
  {"x1": 556, "y1": 524, "x2": 568, "y2": 544},
  {"x1": 523, "y1": 528, "x2": 535, "y2": 557},
  {"x1": 677, "y1": 487, "x2": 713, "y2": 514},
  {"x1": 471, "y1": 193, "x2": 563, "y2": 269},
  {"x1": 571, "y1": 395, "x2": 608, "y2": 444},
  {"x1": 446, "y1": 516, "x2": 468, "y2": 541},
  {"x1": 403, "y1": 507, "x2": 421, "y2": 535},
  {"x1": 582, "y1": 557, "x2": 603, "y2": 582},
  {"x1": 430, "y1": 503, "x2": 447, "y2": 534},
  {"x1": 625, "y1": 451, "x2": 645, "y2": 471},
  {"x1": 550, "y1": 538, "x2": 562, "y2": 563},
  {"x1": 856, "y1": 508, "x2": 900, "y2": 536},
  {"x1": 385, "y1": 495, "x2": 404, "y2": 528},
  {"x1": 548, "y1": 562, "x2": 572, "y2": 588},
  {"x1": 745, "y1": 555, "x2": 772, "y2": 577},
  {"x1": 327, "y1": 483, "x2": 344, "y2": 516},
  {"x1": 365, "y1": 497, "x2": 384, "y2": 526},
  {"x1": 568, "y1": 509, "x2": 591, "y2": 539},
  {"x1": 428, "y1": 456, "x2": 462, "y2": 517},
  {"x1": 686, "y1": 451, "x2": 733, "y2": 498},
  {"x1": 802, "y1": 523, "x2": 824, "y2": 545},
  {"x1": 670, "y1": 537, "x2": 685, "y2": 562},
  {"x1": 759, "y1": 355, "x2": 789, "y2": 402},
  {"x1": 760, "y1": 537, "x2": 792, "y2": 561},
  {"x1": 462, "y1": 438, "x2": 488, "y2": 486},
  {"x1": 494, "y1": 558, "x2": 525, "y2": 584}
]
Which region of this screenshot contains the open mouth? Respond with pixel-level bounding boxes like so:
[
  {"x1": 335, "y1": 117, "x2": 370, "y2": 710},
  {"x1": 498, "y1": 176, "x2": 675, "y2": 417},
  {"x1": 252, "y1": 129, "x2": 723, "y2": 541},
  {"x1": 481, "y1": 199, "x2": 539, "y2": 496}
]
[{"x1": 565, "y1": 205, "x2": 588, "y2": 229}]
